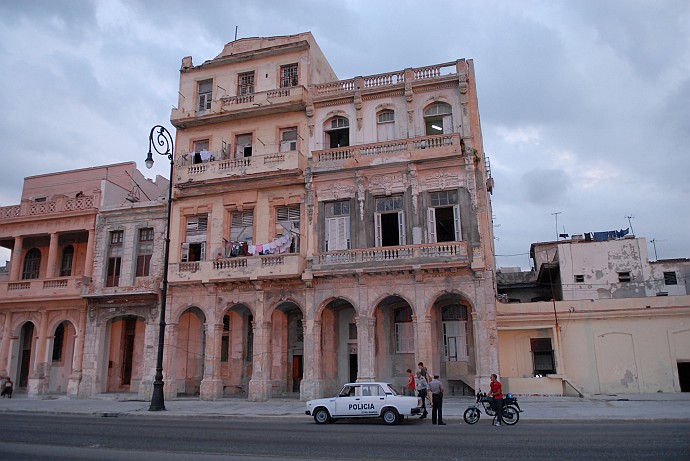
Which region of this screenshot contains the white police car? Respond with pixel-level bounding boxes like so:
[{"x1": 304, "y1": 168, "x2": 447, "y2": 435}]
[{"x1": 305, "y1": 382, "x2": 422, "y2": 425}]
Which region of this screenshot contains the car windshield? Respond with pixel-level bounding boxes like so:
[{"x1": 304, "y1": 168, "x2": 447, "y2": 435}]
[{"x1": 386, "y1": 384, "x2": 400, "y2": 395}]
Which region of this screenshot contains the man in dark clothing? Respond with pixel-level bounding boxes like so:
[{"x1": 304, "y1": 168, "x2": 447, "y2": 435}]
[{"x1": 428, "y1": 375, "x2": 445, "y2": 425}]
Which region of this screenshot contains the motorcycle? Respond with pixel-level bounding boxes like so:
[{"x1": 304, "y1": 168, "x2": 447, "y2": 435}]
[{"x1": 463, "y1": 390, "x2": 522, "y2": 425}]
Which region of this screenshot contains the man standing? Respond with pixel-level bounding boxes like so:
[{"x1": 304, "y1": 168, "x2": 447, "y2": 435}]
[
  {"x1": 414, "y1": 371, "x2": 429, "y2": 419},
  {"x1": 488, "y1": 373, "x2": 503, "y2": 426},
  {"x1": 406, "y1": 369, "x2": 416, "y2": 396},
  {"x1": 428, "y1": 375, "x2": 445, "y2": 425}
]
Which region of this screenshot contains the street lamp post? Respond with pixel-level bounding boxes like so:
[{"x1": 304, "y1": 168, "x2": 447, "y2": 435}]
[{"x1": 146, "y1": 125, "x2": 174, "y2": 411}]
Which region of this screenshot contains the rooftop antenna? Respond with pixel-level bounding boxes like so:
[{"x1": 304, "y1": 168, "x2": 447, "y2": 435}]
[
  {"x1": 649, "y1": 238, "x2": 666, "y2": 261},
  {"x1": 234, "y1": 26, "x2": 238, "y2": 41},
  {"x1": 551, "y1": 211, "x2": 561, "y2": 241},
  {"x1": 625, "y1": 215, "x2": 635, "y2": 236}
]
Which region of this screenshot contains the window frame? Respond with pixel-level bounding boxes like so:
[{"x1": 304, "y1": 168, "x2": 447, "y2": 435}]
[
  {"x1": 280, "y1": 63, "x2": 299, "y2": 88},
  {"x1": 106, "y1": 230, "x2": 123, "y2": 287},
  {"x1": 135, "y1": 227, "x2": 154, "y2": 277},
  {"x1": 197, "y1": 79, "x2": 213, "y2": 113},
  {"x1": 325, "y1": 201, "x2": 351, "y2": 251},
  {"x1": 279, "y1": 127, "x2": 298, "y2": 152},
  {"x1": 663, "y1": 271, "x2": 678, "y2": 285},
  {"x1": 237, "y1": 71, "x2": 255, "y2": 95}
]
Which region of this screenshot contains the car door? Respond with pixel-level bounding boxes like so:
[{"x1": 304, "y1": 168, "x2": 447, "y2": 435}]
[
  {"x1": 358, "y1": 384, "x2": 386, "y2": 416},
  {"x1": 334, "y1": 384, "x2": 362, "y2": 417}
]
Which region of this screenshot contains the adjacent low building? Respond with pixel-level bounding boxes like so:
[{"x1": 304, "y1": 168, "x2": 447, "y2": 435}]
[{"x1": 497, "y1": 235, "x2": 690, "y2": 395}]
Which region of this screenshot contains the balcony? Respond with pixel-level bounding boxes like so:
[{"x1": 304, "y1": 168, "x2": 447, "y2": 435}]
[
  {"x1": 168, "y1": 253, "x2": 306, "y2": 284},
  {"x1": 312, "y1": 133, "x2": 463, "y2": 172},
  {"x1": 171, "y1": 86, "x2": 307, "y2": 128},
  {"x1": 0, "y1": 193, "x2": 99, "y2": 221},
  {"x1": 311, "y1": 241, "x2": 470, "y2": 275},
  {"x1": 0, "y1": 276, "x2": 87, "y2": 301},
  {"x1": 312, "y1": 62, "x2": 459, "y2": 99},
  {"x1": 175, "y1": 149, "x2": 306, "y2": 184}
]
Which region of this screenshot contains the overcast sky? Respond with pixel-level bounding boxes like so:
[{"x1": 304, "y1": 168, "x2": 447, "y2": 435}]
[{"x1": 1, "y1": 0, "x2": 688, "y2": 269}]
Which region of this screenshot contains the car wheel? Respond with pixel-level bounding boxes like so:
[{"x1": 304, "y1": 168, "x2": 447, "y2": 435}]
[
  {"x1": 313, "y1": 407, "x2": 332, "y2": 424},
  {"x1": 463, "y1": 407, "x2": 480, "y2": 424},
  {"x1": 381, "y1": 408, "x2": 400, "y2": 425}
]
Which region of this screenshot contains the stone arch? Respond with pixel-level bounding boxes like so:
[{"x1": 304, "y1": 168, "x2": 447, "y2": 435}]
[
  {"x1": 268, "y1": 300, "x2": 304, "y2": 395},
  {"x1": 101, "y1": 314, "x2": 147, "y2": 394},
  {"x1": 428, "y1": 290, "x2": 476, "y2": 395},
  {"x1": 218, "y1": 303, "x2": 253, "y2": 396},
  {"x1": 15, "y1": 320, "x2": 38, "y2": 388},
  {"x1": 372, "y1": 295, "x2": 415, "y2": 386},
  {"x1": 173, "y1": 306, "x2": 207, "y2": 396},
  {"x1": 318, "y1": 297, "x2": 358, "y2": 395},
  {"x1": 47, "y1": 319, "x2": 77, "y2": 394},
  {"x1": 366, "y1": 291, "x2": 415, "y2": 318}
]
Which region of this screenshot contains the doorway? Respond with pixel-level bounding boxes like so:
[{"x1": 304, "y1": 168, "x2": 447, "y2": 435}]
[
  {"x1": 349, "y1": 354, "x2": 358, "y2": 383},
  {"x1": 19, "y1": 322, "x2": 35, "y2": 388},
  {"x1": 679, "y1": 362, "x2": 690, "y2": 392}
]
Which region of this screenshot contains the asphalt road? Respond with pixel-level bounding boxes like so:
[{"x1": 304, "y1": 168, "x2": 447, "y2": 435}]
[{"x1": 1, "y1": 413, "x2": 689, "y2": 460}]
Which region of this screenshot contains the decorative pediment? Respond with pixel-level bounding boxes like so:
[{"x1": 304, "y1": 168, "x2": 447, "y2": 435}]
[
  {"x1": 424, "y1": 170, "x2": 460, "y2": 190},
  {"x1": 317, "y1": 182, "x2": 356, "y2": 202},
  {"x1": 368, "y1": 173, "x2": 407, "y2": 196}
]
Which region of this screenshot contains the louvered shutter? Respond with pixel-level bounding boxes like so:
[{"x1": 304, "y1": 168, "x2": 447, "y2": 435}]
[
  {"x1": 453, "y1": 205, "x2": 462, "y2": 241},
  {"x1": 397, "y1": 211, "x2": 406, "y2": 245},
  {"x1": 427, "y1": 208, "x2": 437, "y2": 243}
]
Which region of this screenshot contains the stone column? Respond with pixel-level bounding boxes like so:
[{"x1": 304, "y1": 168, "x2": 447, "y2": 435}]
[
  {"x1": 415, "y1": 314, "x2": 433, "y2": 372},
  {"x1": 200, "y1": 323, "x2": 223, "y2": 400},
  {"x1": 46, "y1": 232, "x2": 59, "y2": 278},
  {"x1": 68, "y1": 309, "x2": 87, "y2": 396},
  {"x1": 163, "y1": 323, "x2": 178, "y2": 400},
  {"x1": 28, "y1": 310, "x2": 50, "y2": 395},
  {"x1": 0, "y1": 312, "x2": 13, "y2": 377},
  {"x1": 300, "y1": 318, "x2": 322, "y2": 400},
  {"x1": 84, "y1": 229, "x2": 95, "y2": 278},
  {"x1": 248, "y1": 320, "x2": 273, "y2": 401},
  {"x1": 9, "y1": 236, "x2": 23, "y2": 281},
  {"x1": 355, "y1": 316, "x2": 375, "y2": 381}
]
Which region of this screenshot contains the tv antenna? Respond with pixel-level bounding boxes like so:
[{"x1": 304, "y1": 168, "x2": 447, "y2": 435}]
[
  {"x1": 625, "y1": 215, "x2": 635, "y2": 236},
  {"x1": 551, "y1": 212, "x2": 561, "y2": 241}
]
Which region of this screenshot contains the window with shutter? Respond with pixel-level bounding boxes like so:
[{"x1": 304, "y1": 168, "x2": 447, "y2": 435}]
[
  {"x1": 428, "y1": 191, "x2": 462, "y2": 242},
  {"x1": 277, "y1": 205, "x2": 300, "y2": 252},
  {"x1": 197, "y1": 79, "x2": 212, "y2": 113},
  {"x1": 231, "y1": 210, "x2": 254, "y2": 244},
  {"x1": 235, "y1": 134, "x2": 252, "y2": 157},
  {"x1": 325, "y1": 201, "x2": 351, "y2": 251},
  {"x1": 424, "y1": 102, "x2": 453, "y2": 135},
  {"x1": 374, "y1": 196, "x2": 405, "y2": 247},
  {"x1": 280, "y1": 64, "x2": 298, "y2": 88},
  {"x1": 238, "y1": 72, "x2": 254, "y2": 95},
  {"x1": 376, "y1": 110, "x2": 395, "y2": 141},
  {"x1": 280, "y1": 127, "x2": 298, "y2": 152}
]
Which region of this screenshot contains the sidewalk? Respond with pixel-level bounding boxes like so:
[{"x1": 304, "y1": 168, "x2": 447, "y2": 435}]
[{"x1": 2, "y1": 392, "x2": 689, "y2": 422}]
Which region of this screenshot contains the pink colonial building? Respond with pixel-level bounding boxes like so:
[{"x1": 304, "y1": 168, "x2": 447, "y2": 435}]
[
  {"x1": 0, "y1": 162, "x2": 167, "y2": 397},
  {"x1": 163, "y1": 32, "x2": 497, "y2": 401}
]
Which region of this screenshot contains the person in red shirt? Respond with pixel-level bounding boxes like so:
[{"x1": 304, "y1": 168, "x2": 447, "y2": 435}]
[
  {"x1": 488, "y1": 373, "x2": 503, "y2": 426},
  {"x1": 406, "y1": 369, "x2": 416, "y2": 396}
]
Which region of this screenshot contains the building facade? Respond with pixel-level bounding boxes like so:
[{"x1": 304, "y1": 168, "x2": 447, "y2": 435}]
[
  {"x1": 497, "y1": 236, "x2": 690, "y2": 395},
  {"x1": 163, "y1": 32, "x2": 497, "y2": 401},
  {"x1": 0, "y1": 162, "x2": 166, "y2": 397}
]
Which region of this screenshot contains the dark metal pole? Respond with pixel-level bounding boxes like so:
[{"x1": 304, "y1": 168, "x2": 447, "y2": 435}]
[{"x1": 146, "y1": 125, "x2": 174, "y2": 411}]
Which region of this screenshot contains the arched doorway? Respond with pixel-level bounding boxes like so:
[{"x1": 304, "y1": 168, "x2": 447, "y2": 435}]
[
  {"x1": 18, "y1": 322, "x2": 36, "y2": 388},
  {"x1": 104, "y1": 316, "x2": 145, "y2": 393},
  {"x1": 219, "y1": 304, "x2": 253, "y2": 396},
  {"x1": 175, "y1": 307, "x2": 206, "y2": 396},
  {"x1": 320, "y1": 298, "x2": 357, "y2": 395},
  {"x1": 431, "y1": 293, "x2": 475, "y2": 395},
  {"x1": 271, "y1": 302, "x2": 303, "y2": 396},
  {"x1": 48, "y1": 320, "x2": 76, "y2": 394},
  {"x1": 374, "y1": 296, "x2": 415, "y2": 387}
]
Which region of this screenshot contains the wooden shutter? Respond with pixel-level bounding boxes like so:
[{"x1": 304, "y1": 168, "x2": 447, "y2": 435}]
[
  {"x1": 374, "y1": 213, "x2": 382, "y2": 247},
  {"x1": 453, "y1": 205, "x2": 462, "y2": 241},
  {"x1": 427, "y1": 208, "x2": 437, "y2": 243},
  {"x1": 397, "y1": 211, "x2": 406, "y2": 245}
]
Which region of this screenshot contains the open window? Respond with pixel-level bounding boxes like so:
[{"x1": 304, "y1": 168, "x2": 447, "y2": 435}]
[
  {"x1": 238, "y1": 71, "x2": 254, "y2": 95},
  {"x1": 325, "y1": 116, "x2": 349, "y2": 149},
  {"x1": 22, "y1": 247, "x2": 41, "y2": 280},
  {"x1": 59, "y1": 245, "x2": 74, "y2": 277},
  {"x1": 197, "y1": 79, "x2": 212, "y2": 113},
  {"x1": 374, "y1": 196, "x2": 405, "y2": 247},
  {"x1": 442, "y1": 305, "x2": 469, "y2": 361},
  {"x1": 193, "y1": 139, "x2": 211, "y2": 164},
  {"x1": 235, "y1": 134, "x2": 252, "y2": 158},
  {"x1": 136, "y1": 228, "x2": 153, "y2": 277},
  {"x1": 106, "y1": 231, "x2": 123, "y2": 287},
  {"x1": 277, "y1": 205, "x2": 300, "y2": 252},
  {"x1": 280, "y1": 127, "x2": 298, "y2": 152},
  {"x1": 394, "y1": 307, "x2": 414, "y2": 354},
  {"x1": 376, "y1": 110, "x2": 395, "y2": 141},
  {"x1": 231, "y1": 210, "x2": 254, "y2": 245},
  {"x1": 424, "y1": 102, "x2": 453, "y2": 135},
  {"x1": 325, "y1": 201, "x2": 351, "y2": 251},
  {"x1": 427, "y1": 191, "x2": 462, "y2": 243},
  {"x1": 531, "y1": 338, "x2": 556, "y2": 375},
  {"x1": 280, "y1": 63, "x2": 298, "y2": 88},
  {"x1": 181, "y1": 216, "x2": 207, "y2": 262}
]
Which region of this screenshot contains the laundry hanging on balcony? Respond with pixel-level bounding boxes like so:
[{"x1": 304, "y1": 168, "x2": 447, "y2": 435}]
[{"x1": 219, "y1": 231, "x2": 292, "y2": 258}]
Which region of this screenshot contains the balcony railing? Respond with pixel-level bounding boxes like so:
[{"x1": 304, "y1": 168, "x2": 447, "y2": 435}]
[
  {"x1": 0, "y1": 193, "x2": 99, "y2": 220},
  {"x1": 175, "y1": 150, "x2": 305, "y2": 183},
  {"x1": 1, "y1": 277, "x2": 85, "y2": 300},
  {"x1": 312, "y1": 241, "x2": 470, "y2": 272},
  {"x1": 312, "y1": 133, "x2": 461, "y2": 170},
  {"x1": 168, "y1": 253, "x2": 305, "y2": 283},
  {"x1": 313, "y1": 61, "x2": 458, "y2": 97}
]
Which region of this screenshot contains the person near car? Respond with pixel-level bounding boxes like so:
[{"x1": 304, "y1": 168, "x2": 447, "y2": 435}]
[
  {"x1": 488, "y1": 373, "x2": 503, "y2": 426},
  {"x1": 406, "y1": 369, "x2": 416, "y2": 396},
  {"x1": 414, "y1": 371, "x2": 429, "y2": 418},
  {"x1": 428, "y1": 375, "x2": 445, "y2": 425}
]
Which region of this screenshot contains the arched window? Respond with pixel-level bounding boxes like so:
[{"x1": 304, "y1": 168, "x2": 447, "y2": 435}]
[
  {"x1": 424, "y1": 102, "x2": 453, "y2": 135},
  {"x1": 324, "y1": 116, "x2": 349, "y2": 149},
  {"x1": 22, "y1": 248, "x2": 41, "y2": 280},
  {"x1": 52, "y1": 322, "x2": 65, "y2": 362},
  {"x1": 60, "y1": 245, "x2": 74, "y2": 277},
  {"x1": 376, "y1": 109, "x2": 395, "y2": 141}
]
